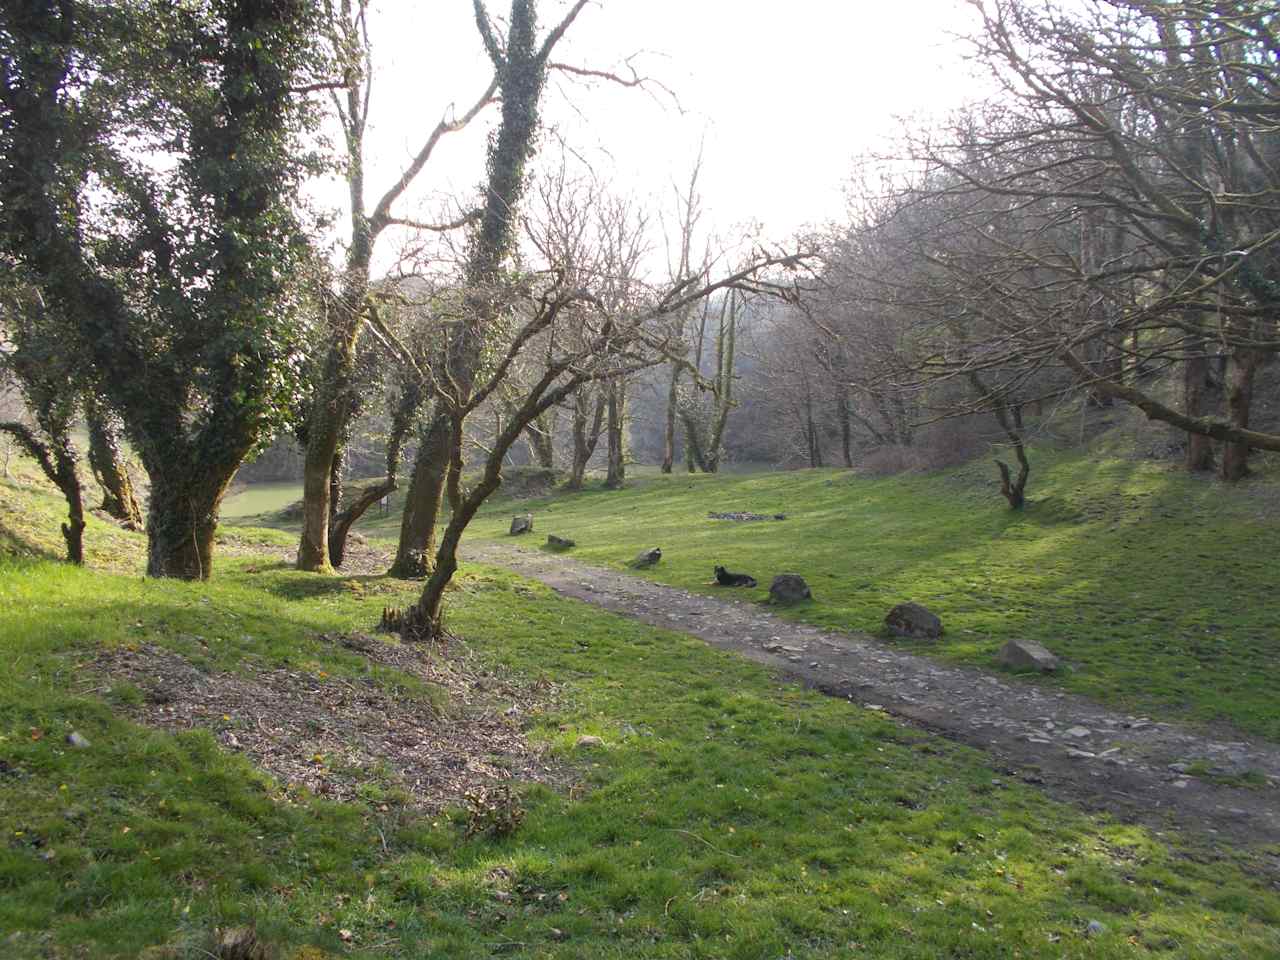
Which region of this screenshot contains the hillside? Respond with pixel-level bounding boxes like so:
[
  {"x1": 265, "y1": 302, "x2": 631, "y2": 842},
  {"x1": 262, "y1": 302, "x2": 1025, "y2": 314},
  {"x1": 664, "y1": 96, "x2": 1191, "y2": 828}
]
[{"x1": 3, "y1": 463, "x2": 1280, "y2": 957}]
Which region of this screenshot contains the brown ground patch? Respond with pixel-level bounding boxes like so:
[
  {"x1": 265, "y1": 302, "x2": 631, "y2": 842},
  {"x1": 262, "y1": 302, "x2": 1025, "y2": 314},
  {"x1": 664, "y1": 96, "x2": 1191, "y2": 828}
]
[{"x1": 94, "y1": 630, "x2": 564, "y2": 810}]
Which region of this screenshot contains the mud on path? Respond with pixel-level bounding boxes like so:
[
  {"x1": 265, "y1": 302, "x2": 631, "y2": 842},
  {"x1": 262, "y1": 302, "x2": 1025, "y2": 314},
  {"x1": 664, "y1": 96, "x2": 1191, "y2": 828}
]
[{"x1": 464, "y1": 540, "x2": 1280, "y2": 856}]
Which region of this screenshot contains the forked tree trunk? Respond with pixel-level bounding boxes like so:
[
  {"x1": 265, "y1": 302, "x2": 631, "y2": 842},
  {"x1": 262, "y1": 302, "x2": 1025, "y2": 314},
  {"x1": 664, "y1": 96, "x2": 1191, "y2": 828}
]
[
  {"x1": 1183, "y1": 346, "x2": 1215, "y2": 472},
  {"x1": 0, "y1": 421, "x2": 85, "y2": 564},
  {"x1": 328, "y1": 477, "x2": 395, "y2": 568},
  {"x1": 297, "y1": 311, "x2": 363, "y2": 573},
  {"x1": 85, "y1": 400, "x2": 143, "y2": 529},
  {"x1": 567, "y1": 389, "x2": 606, "y2": 490},
  {"x1": 326, "y1": 380, "x2": 422, "y2": 569},
  {"x1": 969, "y1": 372, "x2": 1030, "y2": 509}
]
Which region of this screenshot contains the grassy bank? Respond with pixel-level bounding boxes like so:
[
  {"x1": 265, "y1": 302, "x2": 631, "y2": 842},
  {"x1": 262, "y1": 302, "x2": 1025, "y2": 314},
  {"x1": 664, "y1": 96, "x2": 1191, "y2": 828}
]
[{"x1": 3, "y1": 474, "x2": 1279, "y2": 957}]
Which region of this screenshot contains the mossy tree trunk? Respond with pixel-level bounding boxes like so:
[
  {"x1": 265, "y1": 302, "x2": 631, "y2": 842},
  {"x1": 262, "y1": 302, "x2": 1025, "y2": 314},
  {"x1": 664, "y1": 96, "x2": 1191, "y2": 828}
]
[{"x1": 85, "y1": 396, "x2": 142, "y2": 529}]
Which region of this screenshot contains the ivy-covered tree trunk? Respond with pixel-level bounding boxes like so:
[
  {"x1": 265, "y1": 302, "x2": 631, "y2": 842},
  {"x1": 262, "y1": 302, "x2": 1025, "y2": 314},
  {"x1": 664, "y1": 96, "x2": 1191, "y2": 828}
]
[
  {"x1": 85, "y1": 397, "x2": 143, "y2": 529},
  {"x1": 390, "y1": 413, "x2": 452, "y2": 578},
  {"x1": 391, "y1": 0, "x2": 552, "y2": 572},
  {"x1": 145, "y1": 466, "x2": 237, "y2": 580}
]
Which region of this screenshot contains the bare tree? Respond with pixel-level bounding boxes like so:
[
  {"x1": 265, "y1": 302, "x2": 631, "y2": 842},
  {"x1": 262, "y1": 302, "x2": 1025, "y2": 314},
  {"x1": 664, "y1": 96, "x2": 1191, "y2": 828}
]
[{"x1": 296, "y1": 0, "x2": 495, "y2": 572}]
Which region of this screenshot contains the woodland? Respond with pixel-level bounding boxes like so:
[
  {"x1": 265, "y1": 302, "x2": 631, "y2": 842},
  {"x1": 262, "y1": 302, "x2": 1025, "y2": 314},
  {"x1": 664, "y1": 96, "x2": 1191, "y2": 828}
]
[{"x1": 1, "y1": 2, "x2": 1279, "y2": 958}]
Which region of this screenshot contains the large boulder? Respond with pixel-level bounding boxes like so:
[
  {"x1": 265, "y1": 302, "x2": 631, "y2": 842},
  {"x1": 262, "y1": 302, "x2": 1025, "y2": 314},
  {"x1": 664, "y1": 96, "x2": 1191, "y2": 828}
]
[
  {"x1": 769, "y1": 573, "x2": 812, "y2": 604},
  {"x1": 884, "y1": 602, "x2": 943, "y2": 640},
  {"x1": 629, "y1": 547, "x2": 662, "y2": 568},
  {"x1": 509, "y1": 513, "x2": 534, "y2": 536},
  {"x1": 997, "y1": 639, "x2": 1059, "y2": 672}
]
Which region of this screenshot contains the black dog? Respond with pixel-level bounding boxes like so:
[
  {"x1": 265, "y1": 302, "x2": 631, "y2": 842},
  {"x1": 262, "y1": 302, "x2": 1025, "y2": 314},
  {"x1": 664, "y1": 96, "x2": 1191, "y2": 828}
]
[{"x1": 714, "y1": 565, "x2": 757, "y2": 588}]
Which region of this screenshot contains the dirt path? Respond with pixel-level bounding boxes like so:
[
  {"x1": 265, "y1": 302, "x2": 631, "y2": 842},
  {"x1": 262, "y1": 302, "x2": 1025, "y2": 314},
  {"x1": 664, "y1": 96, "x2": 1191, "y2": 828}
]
[{"x1": 464, "y1": 540, "x2": 1280, "y2": 853}]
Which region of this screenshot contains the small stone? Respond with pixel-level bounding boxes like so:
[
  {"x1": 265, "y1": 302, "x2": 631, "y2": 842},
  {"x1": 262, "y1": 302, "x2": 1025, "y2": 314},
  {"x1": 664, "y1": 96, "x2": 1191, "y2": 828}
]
[
  {"x1": 509, "y1": 514, "x2": 533, "y2": 536},
  {"x1": 547, "y1": 534, "x2": 575, "y2": 550},
  {"x1": 1085, "y1": 920, "x2": 1106, "y2": 937},
  {"x1": 884, "y1": 602, "x2": 943, "y2": 640},
  {"x1": 1066, "y1": 748, "x2": 1095, "y2": 759},
  {"x1": 575, "y1": 735, "x2": 604, "y2": 749},
  {"x1": 65, "y1": 732, "x2": 90, "y2": 750},
  {"x1": 997, "y1": 640, "x2": 1059, "y2": 672},
  {"x1": 769, "y1": 574, "x2": 812, "y2": 604},
  {"x1": 1064, "y1": 726, "x2": 1091, "y2": 739}
]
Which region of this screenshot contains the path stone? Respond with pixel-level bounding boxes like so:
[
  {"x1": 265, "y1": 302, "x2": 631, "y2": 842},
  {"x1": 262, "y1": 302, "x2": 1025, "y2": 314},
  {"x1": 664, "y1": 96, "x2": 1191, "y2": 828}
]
[
  {"x1": 884, "y1": 602, "x2": 943, "y2": 640},
  {"x1": 462, "y1": 540, "x2": 1280, "y2": 852},
  {"x1": 997, "y1": 640, "x2": 1059, "y2": 672},
  {"x1": 630, "y1": 547, "x2": 662, "y2": 568},
  {"x1": 769, "y1": 574, "x2": 812, "y2": 603}
]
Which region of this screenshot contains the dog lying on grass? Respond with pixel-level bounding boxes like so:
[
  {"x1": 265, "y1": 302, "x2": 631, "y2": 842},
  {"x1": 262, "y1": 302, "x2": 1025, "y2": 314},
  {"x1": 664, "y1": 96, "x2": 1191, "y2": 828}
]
[{"x1": 714, "y1": 565, "x2": 758, "y2": 588}]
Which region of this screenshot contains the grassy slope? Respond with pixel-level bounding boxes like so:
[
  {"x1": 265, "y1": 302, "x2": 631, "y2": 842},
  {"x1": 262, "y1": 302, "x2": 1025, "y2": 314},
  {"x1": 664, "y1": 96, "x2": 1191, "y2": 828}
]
[
  {"x1": 5, "y1": 474, "x2": 1279, "y2": 958},
  {"x1": 393, "y1": 450, "x2": 1280, "y2": 742}
]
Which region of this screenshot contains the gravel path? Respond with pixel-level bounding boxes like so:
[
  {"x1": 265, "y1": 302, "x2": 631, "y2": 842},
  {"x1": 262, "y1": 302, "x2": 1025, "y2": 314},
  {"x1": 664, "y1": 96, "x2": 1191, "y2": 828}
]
[{"x1": 465, "y1": 540, "x2": 1280, "y2": 853}]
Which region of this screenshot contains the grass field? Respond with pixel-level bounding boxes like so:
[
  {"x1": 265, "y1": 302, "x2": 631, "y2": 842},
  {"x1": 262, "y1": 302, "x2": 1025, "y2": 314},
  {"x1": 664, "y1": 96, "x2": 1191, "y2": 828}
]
[
  {"x1": 326, "y1": 450, "x2": 1280, "y2": 741},
  {"x1": 4, "y1": 465, "x2": 1280, "y2": 957}
]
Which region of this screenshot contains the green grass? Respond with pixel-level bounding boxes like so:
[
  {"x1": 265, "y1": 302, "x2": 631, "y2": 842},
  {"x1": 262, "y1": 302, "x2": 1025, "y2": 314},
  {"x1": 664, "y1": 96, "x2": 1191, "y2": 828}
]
[
  {"x1": 2, "y1": 462, "x2": 1280, "y2": 957},
  {"x1": 376, "y1": 448, "x2": 1280, "y2": 742},
  {"x1": 222, "y1": 481, "x2": 307, "y2": 520}
]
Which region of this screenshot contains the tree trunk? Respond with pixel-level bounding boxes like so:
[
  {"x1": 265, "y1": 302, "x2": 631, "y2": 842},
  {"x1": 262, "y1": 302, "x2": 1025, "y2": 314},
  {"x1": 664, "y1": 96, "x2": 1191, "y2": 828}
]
[
  {"x1": 328, "y1": 477, "x2": 395, "y2": 568},
  {"x1": 524, "y1": 411, "x2": 555, "y2": 469},
  {"x1": 567, "y1": 389, "x2": 605, "y2": 490},
  {"x1": 145, "y1": 469, "x2": 233, "y2": 580},
  {"x1": 1220, "y1": 348, "x2": 1258, "y2": 482},
  {"x1": 604, "y1": 380, "x2": 626, "y2": 489},
  {"x1": 1184, "y1": 346, "x2": 1215, "y2": 472},
  {"x1": 297, "y1": 310, "x2": 362, "y2": 573},
  {"x1": 85, "y1": 399, "x2": 142, "y2": 529},
  {"x1": 837, "y1": 388, "x2": 854, "y2": 468},
  {"x1": 0, "y1": 421, "x2": 85, "y2": 564},
  {"x1": 390, "y1": 410, "x2": 452, "y2": 578},
  {"x1": 661, "y1": 365, "x2": 679, "y2": 474}
]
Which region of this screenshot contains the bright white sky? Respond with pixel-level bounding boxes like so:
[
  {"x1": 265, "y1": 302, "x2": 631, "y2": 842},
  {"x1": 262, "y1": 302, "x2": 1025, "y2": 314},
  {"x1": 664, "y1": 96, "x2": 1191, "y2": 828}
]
[{"x1": 329, "y1": 0, "x2": 984, "y2": 270}]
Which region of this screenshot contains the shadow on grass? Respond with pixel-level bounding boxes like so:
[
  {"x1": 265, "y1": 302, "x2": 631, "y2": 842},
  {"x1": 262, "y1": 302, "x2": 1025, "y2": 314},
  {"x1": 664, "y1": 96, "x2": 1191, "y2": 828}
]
[{"x1": 260, "y1": 572, "x2": 401, "y2": 602}]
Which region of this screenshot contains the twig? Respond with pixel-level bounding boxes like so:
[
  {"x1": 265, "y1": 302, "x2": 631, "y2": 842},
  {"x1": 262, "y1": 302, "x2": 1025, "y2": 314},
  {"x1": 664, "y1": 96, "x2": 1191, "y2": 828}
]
[{"x1": 666, "y1": 828, "x2": 741, "y2": 858}]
